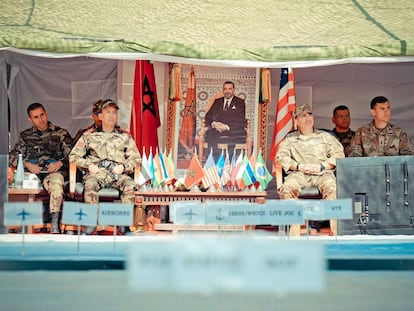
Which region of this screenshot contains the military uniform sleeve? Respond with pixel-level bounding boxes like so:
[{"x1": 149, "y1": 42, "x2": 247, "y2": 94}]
[
  {"x1": 69, "y1": 135, "x2": 90, "y2": 169},
  {"x1": 349, "y1": 128, "x2": 364, "y2": 157},
  {"x1": 324, "y1": 133, "x2": 345, "y2": 167},
  {"x1": 399, "y1": 131, "x2": 414, "y2": 155},
  {"x1": 61, "y1": 129, "x2": 74, "y2": 161},
  {"x1": 123, "y1": 134, "x2": 141, "y2": 173},
  {"x1": 275, "y1": 138, "x2": 296, "y2": 173}
]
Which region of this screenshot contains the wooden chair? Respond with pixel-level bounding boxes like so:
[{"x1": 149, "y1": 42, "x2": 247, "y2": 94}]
[
  {"x1": 274, "y1": 162, "x2": 332, "y2": 235},
  {"x1": 67, "y1": 162, "x2": 142, "y2": 234},
  {"x1": 198, "y1": 117, "x2": 253, "y2": 162}
]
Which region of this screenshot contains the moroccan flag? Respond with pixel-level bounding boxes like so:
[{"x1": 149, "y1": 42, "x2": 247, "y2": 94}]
[
  {"x1": 178, "y1": 66, "x2": 196, "y2": 153},
  {"x1": 130, "y1": 60, "x2": 161, "y2": 157},
  {"x1": 269, "y1": 68, "x2": 296, "y2": 167},
  {"x1": 184, "y1": 153, "x2": 205, "y2": 189},
  {"x1": 255, "y1": 152, "x2": 273, "y2": 190}
]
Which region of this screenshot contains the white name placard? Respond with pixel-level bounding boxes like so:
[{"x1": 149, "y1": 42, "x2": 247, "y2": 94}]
[
  {"x1": 301, "y1": 199, "x2": 353, "y2": 220},
  {"x1": 99, "y1": 202, "x2": 133, "y2": 226},
  {"x1": 171, "y1": 201, "x2": 204, "y2": 224},
  {"x1": 62, "y1": 202, "x2": 98, "y2": 226},
  {"x1": 128, "y1": 238, "x2": 325, "y2": 294},
  {"x1": 264, "y1": 200, "x2": 304, "y2": 225},
  {"x1": 3, "y1": 202, "x2": 43, "y2": 226},
  {"x1": 322, "y1": 198, "x2": 353, "y2": 219},
  {"x1": 204, "y1": 200, "x2": 260, "y2": 225}
]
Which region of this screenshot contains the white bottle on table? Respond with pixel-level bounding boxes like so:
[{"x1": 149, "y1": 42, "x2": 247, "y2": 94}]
[{"x1": 15, "y1": 154, "x2": 24, "y2": 188}]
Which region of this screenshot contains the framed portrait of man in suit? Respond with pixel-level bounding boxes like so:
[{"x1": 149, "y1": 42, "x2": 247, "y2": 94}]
[{"x1": 166, "y1": 64, "x2": 268, "y2": 177}]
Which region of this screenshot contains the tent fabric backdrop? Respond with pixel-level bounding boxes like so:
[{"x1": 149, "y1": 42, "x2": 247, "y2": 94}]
[
  {"x1": 6, "y1": 53, "x2": 117, "y2": 147},
  {"x1": 0, "y1": 0, "x2": 413, "y2": 64}
]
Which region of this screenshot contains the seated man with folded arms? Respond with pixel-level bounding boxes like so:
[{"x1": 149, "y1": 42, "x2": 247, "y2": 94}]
[
  {"x1": 349, "y1": 96, "x2": 414, "y2": 157},
  {"x1": 69, "y1": 99, "x2": 141, "y2": 234},
  {"x1": 276, "y1": 104, "x2": 345, "y2": 236}
]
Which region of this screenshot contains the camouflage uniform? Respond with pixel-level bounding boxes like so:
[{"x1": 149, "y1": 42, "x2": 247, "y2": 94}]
[
  {"x1": 9, "y1": 121, "x2": 73, "y2": 213},
  {"x1": 69, "y1": 126, "x2": 141, "y2": 204},
  {"x1": 276, "y1": 129, "x2": 345, "y2": 200},
  {"x1": 349, "y1": 121, "x2": 414, "y2": 157},
  {"x1": 332, "y1": 128, "x2": 355, "y2": 157},
  {"x1": 72, "y1": 124, "x2": 99, "y2": 145}
]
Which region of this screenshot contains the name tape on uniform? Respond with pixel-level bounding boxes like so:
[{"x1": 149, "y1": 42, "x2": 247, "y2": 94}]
[
  {"x1": 62, "y1": 201, "x2": 98, "y2": 226},
  {"x1": 3, "y1": 201, "x2": 43, "y2": 226},
  {"x1": 128, "y1": 238, "x2": 325, "y2": 294}
]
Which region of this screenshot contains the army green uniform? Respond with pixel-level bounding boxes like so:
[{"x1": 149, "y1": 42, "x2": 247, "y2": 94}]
[
  {"x1": 69, "y1": 126, "x2": 141, "y2": 204},
  {"x1": 276, "y1": 129, "x2": 345, "y2": 200},
  {"x1": 9, "y1": 121, "x2": 73, "y2": 213},
  {"x1": 332, "y1": 128, "x2": 355, "y2": 157},
  {"x1": 349, "y1": 121, "x2": 414, "y2": 157}
]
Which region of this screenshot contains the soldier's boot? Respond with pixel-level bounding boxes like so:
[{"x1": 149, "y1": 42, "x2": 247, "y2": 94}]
[
  {"x1": 289, "y1": 224, "x2": 301, "y2": 236},
  {"x1": 50, "y1": 212, "x2": 60, "y2": 234},
  {"x1": 329, "y1": 219, "x2": 337, "y2": 236}
]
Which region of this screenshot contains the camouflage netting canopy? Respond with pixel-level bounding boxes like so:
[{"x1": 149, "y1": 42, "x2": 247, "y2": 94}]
[{"x1": 1, "y1": 0, "x2": 414, "y2": 65}]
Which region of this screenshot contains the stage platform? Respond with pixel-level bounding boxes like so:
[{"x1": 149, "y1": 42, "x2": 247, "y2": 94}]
[
  {"x1": 1, "y1": 234, "x2": 414, "y2": 311},
  {"x1": 1, "y1": 233, "x2": 414, "y2": 271}
]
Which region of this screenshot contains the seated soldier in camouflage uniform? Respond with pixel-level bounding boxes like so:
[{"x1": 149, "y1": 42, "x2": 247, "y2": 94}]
[
  {"x1": 276, "y1": 104, "x2": 345, "y2": 236},
  {"x1": 9, "y1": 102, "x2": 73, "y2": 234},
  {"x1": 72, "y1": 99, "x2": 102, "y2": 145},
  {"x1": 331, "y1": 105, "x2": 355, "y2": 157},
  {"x1": 69, "y1": 99, "x2": 141, "y2": 234},
  {"x1": 349, "y1": 96, "x2": 414, "y2": 157}
]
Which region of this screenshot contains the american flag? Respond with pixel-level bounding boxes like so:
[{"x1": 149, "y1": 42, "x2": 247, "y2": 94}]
[
  {"x1": 269, "y1": 68, "x2": 296, "y2": 166},
  {"x1": 202, "y1": 149, "x2": 220, "y2": 189}
]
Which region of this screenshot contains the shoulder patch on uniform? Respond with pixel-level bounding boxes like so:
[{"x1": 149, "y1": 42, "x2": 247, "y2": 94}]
[{"x1": 75, "y1": 140, "x2": 85, "y2": 149}]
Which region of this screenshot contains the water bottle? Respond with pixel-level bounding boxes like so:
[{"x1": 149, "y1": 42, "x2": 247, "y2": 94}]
[{"x1": 15, "y1": 154, "x2": 24, "y2": 188}]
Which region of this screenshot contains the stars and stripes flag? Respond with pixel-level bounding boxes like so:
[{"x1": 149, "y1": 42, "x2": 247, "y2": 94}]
[
  {"x1": 130, "y1": 60, "x2": 160, "y2": 157},
  {"x1": 202, "y1": 148, "x2": 220, "y2": 189},
  {"x1": 269, "y1": 67, "x2": 296, "y2": 167}
]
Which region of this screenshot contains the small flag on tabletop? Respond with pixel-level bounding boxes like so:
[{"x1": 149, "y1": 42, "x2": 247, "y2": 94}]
[
  {"x1": 255, "y1": 151, "x2": 273, "y2": 190},
  {"x1": 184, "y1": 152, "x2": 205, "y2": 189},
  {"x1": 202, "y1": 149, "x2": 220, "y2": 189},
  {"x1": 221, "y1": 149, "x2": 231, "y2": 188}
]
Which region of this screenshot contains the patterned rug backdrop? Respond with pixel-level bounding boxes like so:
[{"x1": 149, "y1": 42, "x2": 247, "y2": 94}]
[{"x1": 176, "y1": 64, "x2": 257, "y2": 169}]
